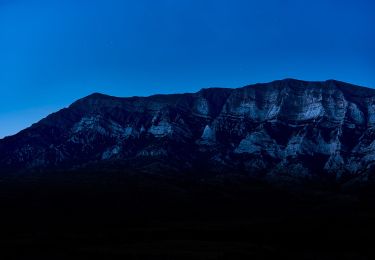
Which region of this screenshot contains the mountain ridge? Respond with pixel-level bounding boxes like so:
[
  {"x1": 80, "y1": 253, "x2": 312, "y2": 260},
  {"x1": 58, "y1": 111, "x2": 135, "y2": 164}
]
[{"x1": 2, "y1": 78, "x2": 375, "y2": 186}]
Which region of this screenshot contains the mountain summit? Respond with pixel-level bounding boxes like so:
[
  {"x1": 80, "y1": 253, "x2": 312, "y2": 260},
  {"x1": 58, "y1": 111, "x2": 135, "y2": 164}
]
[{"x1": 1, "y1": 79, "x2": 375, "y2": 185}]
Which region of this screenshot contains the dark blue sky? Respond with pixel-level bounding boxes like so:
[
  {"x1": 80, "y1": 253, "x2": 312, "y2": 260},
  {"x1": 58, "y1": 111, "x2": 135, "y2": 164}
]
[{"x1": 0, "y1": 0, "x2": 374, "y2": 138}]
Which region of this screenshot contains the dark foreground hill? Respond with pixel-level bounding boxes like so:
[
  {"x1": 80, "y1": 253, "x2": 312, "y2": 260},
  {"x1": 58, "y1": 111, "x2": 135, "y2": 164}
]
[
  {"x1": 1, "y1": 170, "x2": 375, "y2": 259},
  {"x1": 2, "y1": 79, "x2": 375, "y2": 259}
]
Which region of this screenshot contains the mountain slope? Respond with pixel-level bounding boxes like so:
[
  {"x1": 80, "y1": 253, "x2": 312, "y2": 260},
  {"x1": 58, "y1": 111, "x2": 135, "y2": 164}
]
[{"x1": 1, "y1": 79, "x2": 375, "y2": 184}]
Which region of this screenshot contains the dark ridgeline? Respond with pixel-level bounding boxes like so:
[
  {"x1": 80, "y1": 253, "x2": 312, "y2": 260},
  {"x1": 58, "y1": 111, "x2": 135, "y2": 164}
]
[
  {"x1": 2, "y1": 78, "x2": 375, "y2": 183},
  {"x1": 1, "y1": 79, "x2": 375, "y2": 259}
]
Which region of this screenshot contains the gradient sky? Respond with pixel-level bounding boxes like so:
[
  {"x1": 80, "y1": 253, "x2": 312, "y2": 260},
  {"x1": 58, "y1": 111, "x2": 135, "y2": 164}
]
[{"x1": 0, "y1": 0, "x2": 374, "y2": 138}]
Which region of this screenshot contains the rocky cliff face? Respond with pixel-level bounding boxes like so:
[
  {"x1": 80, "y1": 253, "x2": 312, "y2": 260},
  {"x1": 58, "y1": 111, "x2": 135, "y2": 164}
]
[{"x1": 1, "y1": 79, "x2": 375, "y2": 184}]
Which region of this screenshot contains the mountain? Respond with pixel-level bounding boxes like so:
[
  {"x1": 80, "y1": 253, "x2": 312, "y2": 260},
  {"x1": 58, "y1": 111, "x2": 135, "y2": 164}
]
[{"x1": 1, "y1": 78, "x2": 375, "y2": 186}]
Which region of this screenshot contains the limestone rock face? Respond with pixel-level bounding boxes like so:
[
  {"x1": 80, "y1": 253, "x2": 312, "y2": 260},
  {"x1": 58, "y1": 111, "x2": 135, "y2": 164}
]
[{"x1": 1, "y1": 79, "x2": 375, "y2": 184}]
